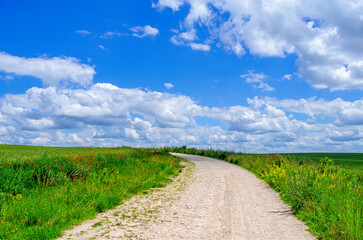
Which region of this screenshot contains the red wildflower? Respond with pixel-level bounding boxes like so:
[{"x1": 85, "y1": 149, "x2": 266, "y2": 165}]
[
  {"x1": 74, "y1": 178, "x2": 77, "y2": 181},
  {"x1": 4, "y1": 163, "x2": 7, "y2": 166},
  {"x1": 92, "y1": 158, "x2": 95, "y2": 161},
  {"x1": 33, "y1": 164, "x2": 37, "y2": 166},
  {"x1": 71, "y1": 156, "x2": 73, "y2": 158},
  {"x1": 47, "y1": 165, "x2": 50, "y2": 168}
]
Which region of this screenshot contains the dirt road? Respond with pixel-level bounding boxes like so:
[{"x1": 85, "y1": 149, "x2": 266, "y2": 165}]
[{"x1": 59, "y1": 153, "x2": 315, "y2": 239}]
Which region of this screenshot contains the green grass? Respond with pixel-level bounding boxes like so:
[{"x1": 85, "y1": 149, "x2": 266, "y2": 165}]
[
  {"x1": 0, "y1": 145, "x2": 181, "y2": 239},
  {"x1": 284, "y1": 153, "x2": 363, "y2": 170},
  {"x1": 166, "y1": 146, "x2": 362, "y2": 240}
]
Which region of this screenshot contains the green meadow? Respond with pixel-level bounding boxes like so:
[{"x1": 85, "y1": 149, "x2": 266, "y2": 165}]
[
  {"x1": 0, "y1": 145, "x2": 181, "y2": 239},
  {"x1": 166, "y1": 147, "x2": 362, "y2": 240},
  {"x1": 285, "y1": 152, "x2": 363, "y2": 170}
]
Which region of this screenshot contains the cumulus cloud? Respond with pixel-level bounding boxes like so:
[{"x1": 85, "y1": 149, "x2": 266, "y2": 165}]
[
  {"x1": 241, "y1": 70, "x2": 274, "y2": 91},
  {"x1": 189, "y1": 43, "x2": 211, "y2": 51},
  {"x1": 248, "y1": 96, "x2": 363, "y2": 126},
  {"x1": 1, "y1": 83, "x2": 200, "y2": 130},
  {"x1": 169, "y1": 29, "x2": 212, "y2": 52},
  {"x1": 154, "y1": 0, "x2": 363, "y2": 90},
  {"x1": 0, "y1": 52, "x2": 95, "y2": 87},
  {"x1": 282, "y1": 74, "x2": 293, "y2": 80},
  {"x1": 129, "y1": 25, "x2": 159, "y2": 38},
  {"x1": 164, "y1": 83, "x2": 174, "y2": 89},
  {"x1": 1, "y1": 82, "x2": 363, "y2": 151}
]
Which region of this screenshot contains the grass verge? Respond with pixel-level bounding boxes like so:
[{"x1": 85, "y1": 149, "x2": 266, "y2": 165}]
[
  {"x1": 0, "y1": 145, "x2": 181, "y2": 239},
  {"x1": 166, "y1": 146, "x2": 362, "y2": 240}
]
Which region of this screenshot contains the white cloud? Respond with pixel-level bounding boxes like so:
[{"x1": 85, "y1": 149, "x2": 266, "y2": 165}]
[
  {"x1": 179, "y1": 29, "x2": 197, "y2": 41},
  {"x1": 241, "y1": 70, "x2": 274, "y2": 91},
  {"x1": 164, "y1": 83, "x2": 174, "y2": 89},
  {"x1": 1, "y1": 83, "x2": 363, "y2": 152},
  {"x1": 152, "y1": 0, "x2": 185, "y2": 11},
  {"x1": 248, "y1": 97, "x2": 363, "y2": 126},
  {"x1": 0, "y1": 52, "x2": 95, "y2": 87},
  {"x1": 129, "y1": 25, "x2": 159, "y2": 38},
  {"x1": 0, "y1": 75, "x2": 14, "y2": 80},
  {"x1": 100, "y1": 31, "x2": 126, "y2": 39},
  {"x1": 75, "y1": 30, "x2": 90, "y2": 35},
  {"x1": 99, "y1": 45, "x2": 109, "y2": 51},
  {"x1": 189, "y1": 43, "x2": 210, "y2": 51},
  {"x1": 155, "y1": 0, "x2": 363, "y2": 90},
  {"x1": 282, "y1": 74, "x2": 293, "y2": 80}
]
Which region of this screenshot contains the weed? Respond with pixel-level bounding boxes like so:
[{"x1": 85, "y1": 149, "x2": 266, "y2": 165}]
[
  {"x1": 167, "y1": 146, "x2": 363, "y2": 240},
  {"x1": 0, "y1": 145, "x2": 181, "y2": 240}
]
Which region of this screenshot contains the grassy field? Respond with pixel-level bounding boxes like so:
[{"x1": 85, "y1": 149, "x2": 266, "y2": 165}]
[
  {"x1": 0, "y1": 145, "x2": 182, "y2": 239},
  {"x1": 284, "y1": 153, "x2": 363, "y2": 170},
  {"x1": 166, "y1": 147, "x2": 362, "y2": 240}
]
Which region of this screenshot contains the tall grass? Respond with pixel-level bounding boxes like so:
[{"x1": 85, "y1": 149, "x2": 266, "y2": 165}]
[
  {"x1": 167, "y1": 146, "x2": 362, "y2": 240},
  {"x1": 0, "y1": 145, "x2": 181, "y2": 239}
]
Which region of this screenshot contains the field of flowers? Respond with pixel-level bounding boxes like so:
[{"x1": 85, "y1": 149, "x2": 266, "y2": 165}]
[
  {"x1": 167, "y1": 146, "x2": 362, "y2": 240},
  {"x1": 0, "y1": 145, "x2": 181, "y2": 239}
]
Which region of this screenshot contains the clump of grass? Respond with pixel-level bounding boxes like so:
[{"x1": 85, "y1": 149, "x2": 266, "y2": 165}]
[
  {"x1": 167, "y1": 146, "x2": 362, "y2": 240},
  {"x1": 0, "y1": 145, "x2": 181, "y2": 239},
  {"x1": 91, "y1": 222, "x2": 102, "y2": 228}
]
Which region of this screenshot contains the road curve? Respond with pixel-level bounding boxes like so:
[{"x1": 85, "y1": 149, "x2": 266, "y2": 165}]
[{"x1": 59, "y1": 153, "x2": 315, "y2": 239}]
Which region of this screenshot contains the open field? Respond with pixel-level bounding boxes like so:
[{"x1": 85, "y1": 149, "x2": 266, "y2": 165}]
[
  {"x1": 167, "y1": 147, "x2": 362, "y2": 239},
  {"x1": 0, "y1": 145, "x2": 181, "y2": 239},
  {"x1": 284, "y1": 153, "x2": 363, "y2": 170}
]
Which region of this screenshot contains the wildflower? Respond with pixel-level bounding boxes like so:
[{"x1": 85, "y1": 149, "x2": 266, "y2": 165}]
[
  {"x1": 71, "y1": 156, "x2": 73, "y2": 158},
  {"x1": 47, "y1": 165, "x2": 50, "y2": 168},
  {"x1": 4, "y1": 163, "x2": 7, "y2": 166},
  {"x1": 33, "y1": 164, "x2": 37, "y2": 166},
  {"x1": 74, "y1": 178, "x2": 77, "y2": 181}
]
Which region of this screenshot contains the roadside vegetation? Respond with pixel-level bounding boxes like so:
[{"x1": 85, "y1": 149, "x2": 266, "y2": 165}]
[
  {"x1": 0, "y1": 145, "x2": 181, "y2": 239},
  {"x1": 166, "y1": 146, "x2": 362, "y2": 240}
]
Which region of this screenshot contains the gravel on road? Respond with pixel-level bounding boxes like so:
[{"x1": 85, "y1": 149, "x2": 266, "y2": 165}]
[{"x1": 59, "y1": 153, "x2": 315, "y2": 240}]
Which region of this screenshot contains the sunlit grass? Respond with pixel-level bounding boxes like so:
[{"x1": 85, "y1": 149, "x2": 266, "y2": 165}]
[
  {"x1": 167, "y1": 146, "x2": 362, "y2": 240},
  {"x1": 0, "y1": 145, "x2": 181, "y2": 239}
]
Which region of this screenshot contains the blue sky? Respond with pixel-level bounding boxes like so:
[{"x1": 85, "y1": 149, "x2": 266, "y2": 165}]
[{"x1": 0, "y1": 0, "x2": 362, "y2": 152}]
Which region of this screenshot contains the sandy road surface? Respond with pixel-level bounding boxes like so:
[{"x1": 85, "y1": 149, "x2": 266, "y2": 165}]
[{"x1": 59, "y1": 153, "x2": 315, "y2": 240}]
